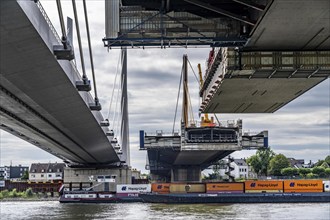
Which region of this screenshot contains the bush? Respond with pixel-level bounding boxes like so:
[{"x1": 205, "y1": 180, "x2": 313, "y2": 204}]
[
  {"x1": 306, "y1": 173, "x2": 317, "y2": 179},
  {"x1": 25, "y1": 188, "x2": 34, "y2": 198},
  {"x1": 298, "y1": 168, "x2": 311, "y2": 177},
  {"x1": 325, "y1": 168, "x2": 330, "y2": 177},
  {"x1": 281, "y1": 167, "x2": 298, "y2": 177},
  {"x1": 0, "y1": 192, "x2": 3, "y2": 199},
  {"x1": 10, "y1": 188, "x2": 19, "y2": 197},
  {"x1": 1, "y1": 190, "x2": 9, "y2": 197},
  {"x1": 312, "y1": 166, "x2": 325, "y2": 177}
]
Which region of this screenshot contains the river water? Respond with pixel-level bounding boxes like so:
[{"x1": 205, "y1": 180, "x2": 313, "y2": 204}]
[{"x1": 0, "y1": 201, "x2": 329, "y2": 220}]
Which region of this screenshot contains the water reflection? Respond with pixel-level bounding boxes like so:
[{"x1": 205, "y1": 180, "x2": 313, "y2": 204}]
[{"x1": 0, "y1": 201, "x2": 329, "y2": 220}]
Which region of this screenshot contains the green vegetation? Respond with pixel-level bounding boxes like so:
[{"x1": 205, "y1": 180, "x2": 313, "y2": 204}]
[
  {"x1": 298, "y1": 168, "x2": 311, "y2": 178},
  {"x1": 0, "y1": 188, "x2": 36, "y2": 200},
  {"x1": 325, "y1": 168, "x2": 330, "y2": 176},
  {"x1": 325, "y1": 155, "x2": 330, "y2": 165},
  {"x1": 21, "y1": 170, "x2": 29, "y2": 180},
  {"x1": 246, "y1": 148, "x2": 275, "y2": 176},
  {"x1": 312, "y1": 167, "x2": 326, "y2": 177},
  {"x1": 268, "y1": 154, "x2": 290, "y2": 176},
  {"x1": 281, "y1": 167, "x2": 299, "y2": 176},
  {"x1": 280, "y1": 166, "x2": 330, "y2": 179},
  {"x1": 246, "y1": 150, "x2": 330, "y2": 179}
]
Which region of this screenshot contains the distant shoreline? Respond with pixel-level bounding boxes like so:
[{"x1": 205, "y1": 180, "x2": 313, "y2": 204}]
[{"x1": 0, "y1": 197, "x2": 59, "y2": 202}]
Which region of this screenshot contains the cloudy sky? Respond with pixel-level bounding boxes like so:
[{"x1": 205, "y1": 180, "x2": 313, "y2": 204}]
[{"x1": 0, "y1": 1, "x2": 329, "y2": 173}]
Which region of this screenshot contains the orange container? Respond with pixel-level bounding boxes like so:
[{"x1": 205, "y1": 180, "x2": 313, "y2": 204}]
[
  {"x1": 284, "y1": 180, "x2": 323, "y2": 192},
  {"x1": 284, "y1": 189, "x2": 323, "y2": 193},
  {"x1": 151, "y1": 183, "x2": 170, "y2": 193},
  {"x1": 206, "y1": 183, "x2": 244, "y2": 192},
  {"x1": 245, "y1": 180, "x2": 283, "y2": 190},
  {"x1": 245, "y1": 190, "x2": 283, "y2": 193}
]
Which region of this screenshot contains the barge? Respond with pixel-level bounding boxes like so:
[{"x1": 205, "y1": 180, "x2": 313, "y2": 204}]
[
  {"x1": 59, "y1": 192, "x2": 143, "y2": 203},
  {"x1": 139, "y1": 192, "x2": 330, "y2": 204},
  {"x1": 59, "y1": 180, "x2": 330, "y2": 203}
]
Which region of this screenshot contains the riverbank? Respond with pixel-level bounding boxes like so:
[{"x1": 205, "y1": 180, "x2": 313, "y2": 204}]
[{"x1": 0, "y1": 196, "x2": 59, "y2": 202}]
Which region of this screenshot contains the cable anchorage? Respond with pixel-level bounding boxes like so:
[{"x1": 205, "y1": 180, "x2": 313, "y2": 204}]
[
  {"x1": 72, "y1": 0, "x2": 92, "y2": 92},
  {"x1": 53, "y1": 0, "x2": 74, "y2": 60}
]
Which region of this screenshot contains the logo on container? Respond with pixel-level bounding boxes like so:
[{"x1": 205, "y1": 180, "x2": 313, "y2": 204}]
[
  {"x1": 121, "y1": 186, "x2": 127, "y2": 191},
  {"x1": 250, "y1": 183, "x2": 256, "y2": 187},
  {"x1": 289, "y1": 182, "x2": 295, "y2": 187}
]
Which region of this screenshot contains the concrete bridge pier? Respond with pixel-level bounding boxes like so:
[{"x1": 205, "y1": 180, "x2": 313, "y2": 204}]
[
  {"x1": 64, "y1": 166, "x2": 132, "y2": 192},
  {"x1": 171, "y1": 166, "x2": 201, "y2": 182}
]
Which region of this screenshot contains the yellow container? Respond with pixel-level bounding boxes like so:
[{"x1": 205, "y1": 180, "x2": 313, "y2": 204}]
[
  {"x1": 151, "y1": 183, "x2": 170, "y2": 193},
  {"x1": 245, "y1": 190, "x2": 283, "y2": 193},
  {"x1": 170, "y1": 183, "x2": 205, "y2": 193},
  {"x1": 245, "y1": 180, "x2": 283, "y2": 190},
  {"x1": 206, "y1": 183, "x2": 244, "y2": 192},
  {"x1": 284, "y1": 180, "x2": 323, "y2": 192}
]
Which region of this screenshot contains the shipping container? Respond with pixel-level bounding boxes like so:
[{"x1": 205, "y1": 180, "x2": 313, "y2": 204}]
[
  {"x1": 116, "y1": 184, "x2": 151, "y2": 193},
  {"x1": 284, "y1": 180, "x2": 323, "y2": 192},
  {"x1": 245, "y1": 180, "x2": 283, "y2": 191},
  {"x1": 206, "y1": 182, "x2": 244, "y2": 193},
  {"x1": 283, "y1": 189, "x2": 323, "y2": 193},
  {"x1": 151, "y1": 183, "x2": 170, "y2": 193},
  {"x1": 170, "y1": 183, "x2": 205, "y2": 194},
  {"x1": 323, "y1": 180, "x2": 330, "y2": 192},
  {"x1": 245, "y1": 190, "x2": 283, "y2": 193}
]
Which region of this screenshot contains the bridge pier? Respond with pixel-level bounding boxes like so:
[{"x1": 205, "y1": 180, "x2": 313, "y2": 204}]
[
  {"x1": 64, "y1": 166, "x2": 132, "y2": 192},
  {"x1": 171, "y1": 167, "x2": 201, "y2": 182}
]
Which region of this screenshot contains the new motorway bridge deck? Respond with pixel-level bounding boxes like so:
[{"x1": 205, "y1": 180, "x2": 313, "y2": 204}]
[{"x1": 0, "y1": 1, "x2": 119, "y2": 165}]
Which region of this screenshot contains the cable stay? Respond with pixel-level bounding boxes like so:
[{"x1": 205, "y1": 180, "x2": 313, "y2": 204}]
[
  {"x1": 109, "y1": 64, "x2": 123, "y2": 151},
  {"x1": 71, "y1": 0, "x2": 91, "y2": 92},
  {"x1": 101, "y1": 53, "x2": 122, "y2": 127},
  {"x1": 53, "y1": 0, "x2": 74, "y2": 60},
  {"x1": 82, "y1": 0, "x2": 101, "y2": 111}
]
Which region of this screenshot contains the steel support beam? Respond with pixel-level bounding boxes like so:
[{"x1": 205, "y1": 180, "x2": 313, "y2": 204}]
[
  {"x1": 231, "y1": 0, "x2": 265, "y2": 11},
  {"x1": 184, "y1": 0, "x2": 255, "y2": 26}
]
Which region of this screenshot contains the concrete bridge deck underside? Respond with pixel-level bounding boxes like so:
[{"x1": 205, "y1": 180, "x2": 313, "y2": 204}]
[{"x1": 0, "y1": 1, "x2": 119, "y2": 165}]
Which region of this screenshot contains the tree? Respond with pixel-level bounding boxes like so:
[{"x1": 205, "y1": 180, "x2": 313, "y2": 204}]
[
  {"x1": 320, "y1": 161, "x2": 329, "y2": 168},
  {"x1": 312, "y1": 166, "x2": 325, "y2": 177},
  {"x1": 306, "y1": 173, "x2": 317, "y2": 179},
  {"x1": 325, "y1": 168, "x2": 330, "y2": 177},
  {"x1": 314, "y1": 160, "x2": 325, "y2": 167},
  {"x1": 247, "y1": 155, "x2": 262, "y2": 174},
  {"x1": 21, "y1": 170, "x2": 29, "y2": 180},
  {"x1": 298, "y1": 168, "x2": 311, "y2": 178},
  {"x1": 324, "y1": 155, "x2": 330, "y2": 166},
  {"x1": 281, "y1": 167, "x2": 298, "y2": 177},
  {"x1": 247, "y1": 148, "x2": 275, "y2": 176},
  {"x1": 268, "y1": 154, "x2": 290, "y2": 176},
  {"x1": 208, "y1": 159, "x2": 226, "y2": 180}
]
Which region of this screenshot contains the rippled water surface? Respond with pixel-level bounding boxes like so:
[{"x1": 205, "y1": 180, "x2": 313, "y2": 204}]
[{"x1": 1, "y1": 201, "x2": 329, "y2": 220}]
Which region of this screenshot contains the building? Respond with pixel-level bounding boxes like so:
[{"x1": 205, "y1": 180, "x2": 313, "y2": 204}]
[
  {"x1": 218, "y1": 158, "x2": 250, "y2": 179},
  {"x1": 29, "y1": 163, "x2": 65, "y2": 182},
  {"x1": 231, "y1": 159, "x2": 249, "y2": 179},
  {"x1": 0, "y1": 165, "x2": 29, "y2": 180},
  {"x1": 288, "y1": 158, "x2": 314, "y2": 169},
  {"x1": 131, "y1": 169, "x2": 141, "y2": 179},
  {"x1": 288, "y1": 158, "x2": 305, "y2": 169},
  {"x1": 0, "y1": 167, "x2": 7, "y2": 179}
]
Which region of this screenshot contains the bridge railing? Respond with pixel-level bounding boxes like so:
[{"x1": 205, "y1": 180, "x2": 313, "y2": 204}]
[
  {"x1": 35, "y1": 1, "x2": 91, "y2": 98},
  {"x1": 35, "y1": 1, "x2": 62, "y2": 44}
]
